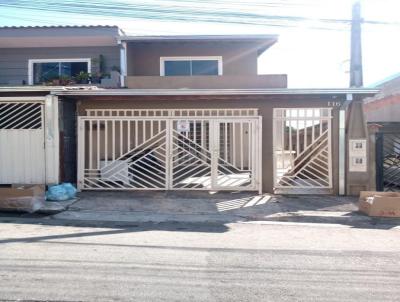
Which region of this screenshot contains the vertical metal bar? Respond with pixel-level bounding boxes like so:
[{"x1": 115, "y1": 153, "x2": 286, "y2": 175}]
[
  {"x1": 143, "y1": 120, "x2": 146, "y2": 142},
  {"x1": 165, "y1": 119, "x2": 171, "y2": 189},
  {"x1": 193, "y1": 120, "x2": 197, "y2": 144},
  {"x1": 105, "y1": 120, "x2": 108, "y2": 165},
  {"x1": 258, "y1": 116, "x2": 263, "y2": 193},
  {"x1": 250, "y1": 121, "x2": 255, "y2": 187},
  {"x1": 224, "y1": 122, "x2": 228, "y2": 161},
  {"x1": 112, "y1": 120, "x2": 115, "y2": 161},
  {"x1": 120, "y1": 120, "x2": 123, "y2": 157},
  {"x1": 135, "y1": 120, "x2": 138, "y2": 147},
  {"x1": 312, "y1": 110, "x2": 315, "y2": 143},
  {"x1": 296, "y1": 117, "x2": 300, "y2": 155},
  {"x1": 96, "y1": 119, "x2": 100, "y2": 170},
  {"x1": 289, "y1": 119, "x2": 292, "y2": 168},
  {"x1": 328, "y1": 110, "x2": 333, "y2": 188},
  {"x1": 303, "y1": 116, "x2": 307, "y2": 150},
  {"x1": 201, "y1": 120, "x2": 204, "y2": 148},
  {"x1": 77, "y1": 118, "x2": 85, "y2": 191},
  {"x1": 89, "y1": 120, "x2": 93, "y2": 170},
  {"x1": 281, "y1": 115, "x2": 285, "y2": 170},
  {"x1": 240, "y1": 122, "x2": 243, "y2": 170},
  {"x1": 232, "y1": 123, "x2": 236, "y2": 167},
  {"x1": 339, "y1": 109, "x2": 346, "y2": 195},
  {"x1": 320, "y1": 109, "x2": 323, "y2": 136},
  {"x1": 151, "y1": 120, "x2": 154, "y2": 138},
  {"x1": 127, "y1": 120, "x2": 131, "y2": 150},
  {"x1": 248, "y1": 122, "x2": 251, "y2": 170},
  {"x1": 210, "y1": 120, "x2": 218, "y2": 189},
  {"x1": 376, "y1": 132, "x2": 384, "y2": 191}
]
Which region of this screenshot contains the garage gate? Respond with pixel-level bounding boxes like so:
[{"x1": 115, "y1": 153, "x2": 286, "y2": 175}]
[
  {"x1": 0, "y1": 100, "x2": 45, "y2": 184},
  {"x1": 78, "y1": 109, "x2": 262, "y2": 192}
]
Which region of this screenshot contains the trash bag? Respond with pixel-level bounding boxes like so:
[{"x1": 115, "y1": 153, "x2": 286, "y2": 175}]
[
  {"x1": 46, "y1": 183, "x2": 77, "y2": 201},
  {"x1": 62, "y1": 183, "x2": 77, "y2": 199}
]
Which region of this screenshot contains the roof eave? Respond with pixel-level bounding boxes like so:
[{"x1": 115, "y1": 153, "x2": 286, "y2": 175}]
[
  {"x1": 51, "y1": 88, "x2": 380, "y2": 96},
  {"x1": 117, "y1": 34, "x2": 279, "y2": 43}
]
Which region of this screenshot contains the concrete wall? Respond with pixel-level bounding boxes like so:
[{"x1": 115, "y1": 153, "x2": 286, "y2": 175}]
[
  {"x1": 126, "y1": 41, "x2": 261, "y2": 76},
  {"x1": 125, "y1": 74, "x2": 287, "y2": 89},
  {"x1": 74, "y1": 94, "x2": 344, "y2": 194},
  {"x1": 364, "y1": 95, "x2": 400, "y2": 123},
  {"x1": 0, "y1": 46, "x2": 120, "y2": 85}
]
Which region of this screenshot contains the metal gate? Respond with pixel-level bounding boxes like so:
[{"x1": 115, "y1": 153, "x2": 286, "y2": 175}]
[
  {"x1": 0, "y1": 101, "x2": 45, "y2": 184},
  {"x1": 376, "y1": 132, "x2": 400, "y2": 191},
  {"x1": 273, "y1": 108, "x2": 332, "y2": 192},
  {"x1": 78, "y1": 109, "x2": 262, "y2": 192}
]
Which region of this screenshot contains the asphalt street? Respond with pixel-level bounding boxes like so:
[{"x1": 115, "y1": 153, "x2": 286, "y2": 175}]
[{"x1": 0, "y1": 218, "x2": 399, "y2": 302}]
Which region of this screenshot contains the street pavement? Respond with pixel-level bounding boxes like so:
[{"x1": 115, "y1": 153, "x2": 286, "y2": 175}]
[{"x1": 0, "y1": 218, "x2": 399, "y2": 302}]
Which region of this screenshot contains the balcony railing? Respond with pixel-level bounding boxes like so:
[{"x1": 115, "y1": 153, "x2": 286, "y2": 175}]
[{"x1": 125, "y1": 74, "x2": 287, "y2": 89}]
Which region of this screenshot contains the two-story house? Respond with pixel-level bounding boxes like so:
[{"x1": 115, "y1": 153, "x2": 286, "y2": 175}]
[{"x1": 0, "y1": 25, "x2": 378, "y2": 195}]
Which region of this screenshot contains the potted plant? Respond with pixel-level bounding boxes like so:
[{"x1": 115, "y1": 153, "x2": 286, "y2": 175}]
[
  {"x1": 51, "y1": 77, "x2": 61, "y2": 86},
  {"x1": 75, "y1": 71, "x2": 91, "y2": 84},
  {"x1": 59, "y1": 75, "x2": 74, "y2": 86}
]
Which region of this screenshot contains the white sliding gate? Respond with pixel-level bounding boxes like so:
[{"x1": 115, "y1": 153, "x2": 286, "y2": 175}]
[
  {"x1": 78, "y1": 109, "x2": 262, "y2": 192},
  {"x1": 273, "y1": 108, "x2": 332, "y2": 192},
  {"x1": 0, "y1": 100, "x2": 45, "y2": 184}
]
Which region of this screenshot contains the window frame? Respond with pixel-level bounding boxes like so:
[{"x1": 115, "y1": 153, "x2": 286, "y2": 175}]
[
  {"x1": 160, "y1": 56, "x2": 223, "y2": 76},
  {"x1": 28, "y1": 58, "x2": 91, "y2": 85}
]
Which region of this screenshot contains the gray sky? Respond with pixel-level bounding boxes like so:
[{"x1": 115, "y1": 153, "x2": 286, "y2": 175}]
[{"x1": 1, "y1": 0, "x2": 399, "y2": 88}]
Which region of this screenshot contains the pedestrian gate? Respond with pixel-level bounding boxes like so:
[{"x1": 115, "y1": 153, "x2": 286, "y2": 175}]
[
  {"x1": 273, "y1": 108, "x2": 332, "y2": 192},
  {"x1": 376, "y1": 131, "x2": 400, "y2": 192},
  {"x1": 78, "y1": 109, "x2": 262, "y2": 192}
]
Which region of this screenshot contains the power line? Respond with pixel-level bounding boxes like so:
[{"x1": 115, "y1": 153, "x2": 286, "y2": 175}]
[{"x1": 0, "y1": 0, "x2": 398, "y2": 30}]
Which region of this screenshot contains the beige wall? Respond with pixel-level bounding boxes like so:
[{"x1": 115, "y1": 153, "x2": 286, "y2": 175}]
[
  {"x1": 125, "y1": 74, "x2": 287, "y2": 89},
  {"x1": 126, "y1": 41, "x2": 261, "y2": 76},
  {"x1": 76, "y1": 94, "x2": 344, "y2": 194}
]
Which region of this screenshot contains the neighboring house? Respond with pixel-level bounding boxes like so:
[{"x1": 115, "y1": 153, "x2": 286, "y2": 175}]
[
  {"x1": 364, "y1": 74, "x2": 400, "y2": 191},
  {"x1": 364, "y1": 73, "x2": 400, "y2": 123},
  {"x1": 0, "y1": 25, "x2": 378, "y2": 195},
  {"x1": 0, "y1": 26, "x2": 120, "y2": 86}
]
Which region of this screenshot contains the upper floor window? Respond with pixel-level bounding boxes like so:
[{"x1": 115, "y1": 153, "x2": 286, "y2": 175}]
[
  {"x1": 28, "y1": 58, "x2": 91, "y2": 85},
  {"x1": 160, "y1": 56, "x2": 222, "y2": 76}
]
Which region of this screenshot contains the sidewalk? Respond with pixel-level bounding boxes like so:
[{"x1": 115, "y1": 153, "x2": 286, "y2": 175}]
[{"x1": 45, "y1": 191, "x2": 400, "y2": 228}]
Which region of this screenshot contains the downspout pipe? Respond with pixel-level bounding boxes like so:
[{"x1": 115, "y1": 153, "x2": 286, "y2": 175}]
[
  {"x1": 339, "y1": 93, "x2": 353, "y2": 195},
  {"x1": 119, "y1": 41, "x2": 127, "y2": 87}
]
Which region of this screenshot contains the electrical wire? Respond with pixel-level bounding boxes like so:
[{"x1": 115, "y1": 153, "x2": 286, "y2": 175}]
[{"x1": 0, "y1": 0, "x2": 398, "y2": 30}]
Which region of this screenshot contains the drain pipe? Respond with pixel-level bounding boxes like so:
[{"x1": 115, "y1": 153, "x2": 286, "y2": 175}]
[
  {"x1": 119, "y1": 41, "x2": 127, "y2": 87},
  {"x1": 339, "y1": 93, "x2": 353, "y2": 195}
]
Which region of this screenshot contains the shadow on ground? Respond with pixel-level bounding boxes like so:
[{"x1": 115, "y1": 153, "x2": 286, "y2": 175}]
[{"x1": 1, "y1": 191, "x2": 399, "y2": 232}]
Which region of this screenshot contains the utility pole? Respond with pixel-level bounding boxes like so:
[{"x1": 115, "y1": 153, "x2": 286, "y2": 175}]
[{"x1": 350, "y1": 0, "x2": 363, "y2": 87}]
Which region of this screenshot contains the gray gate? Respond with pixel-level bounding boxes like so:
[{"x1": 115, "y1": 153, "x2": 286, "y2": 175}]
[{"x1": 376, "y1": 132, "x2": 400, "y2": 191}]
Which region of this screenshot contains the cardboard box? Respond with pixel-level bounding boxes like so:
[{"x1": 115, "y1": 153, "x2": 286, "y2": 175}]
[
  {"x1": 358, "y1": 191, "x2": 400, "y2": 218},
  {"x1": 0, "y1": 185, "x2": 45, "y2": 213}
]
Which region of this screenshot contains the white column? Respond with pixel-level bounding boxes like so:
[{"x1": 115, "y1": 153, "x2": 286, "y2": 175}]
[
  {"x1": 44, "y1": 94, "x2": 60, "y2": 184},
  {"x1": 119, "y1": 41, "x2": 127, "y2": 87}
]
